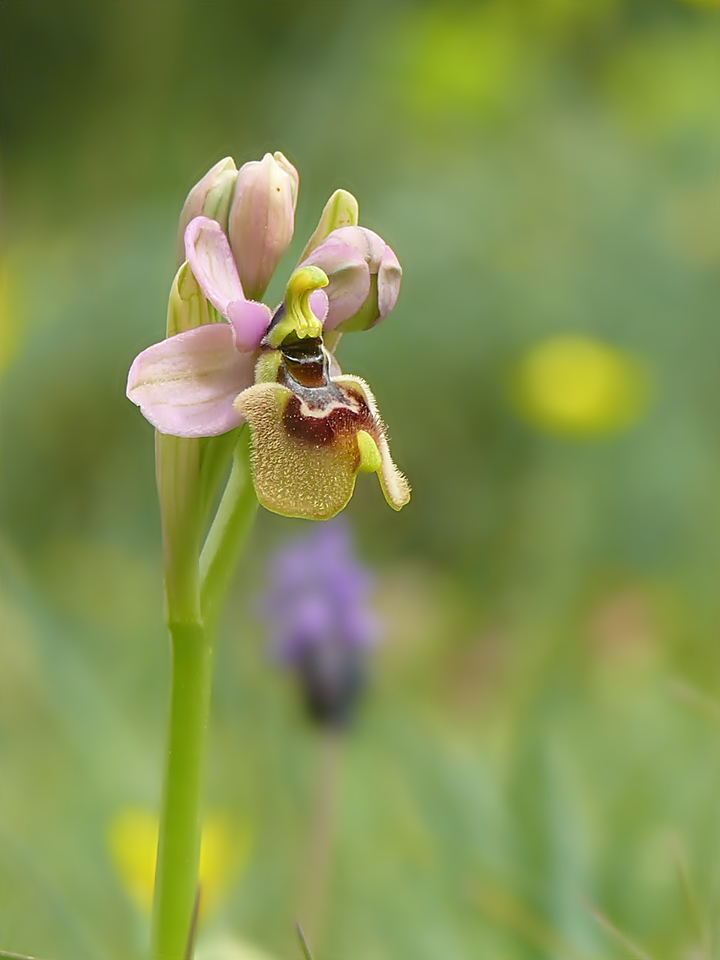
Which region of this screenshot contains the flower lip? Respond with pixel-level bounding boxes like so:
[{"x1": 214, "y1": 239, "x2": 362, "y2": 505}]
[{"x1": 235, "y1": 334, "x2": 409, "y2": 519}]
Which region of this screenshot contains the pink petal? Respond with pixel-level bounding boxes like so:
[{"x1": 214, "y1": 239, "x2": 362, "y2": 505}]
[
  {"x1": 126, "y1": 323, "x2": 253, "y2": 438},
  {"x1": 184, "y1": 216, "x2": 245, "y2": 315},
  {"x1": 309, "y1": 288, "x2": 329, "y2": 324},
  {"x1": 377, "y1": 245, "x2": 402, "y2": 318},
  {"x1": 327, "y1": 351, "x2": 342, "y2": 378},
  {"x1": 331, "y1": 226, "x2": 388, "y2": 266},
  {"x1": 301, "y1": 237, "x2": 370, "y2": 331},
  {"x1": 226, "y1": 299, "x2": 273, "y2": 351}
]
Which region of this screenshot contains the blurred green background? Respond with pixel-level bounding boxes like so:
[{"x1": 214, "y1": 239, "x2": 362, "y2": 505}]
[{"x1": 1, "y1": 1, "x2": 719, "y2": 957}]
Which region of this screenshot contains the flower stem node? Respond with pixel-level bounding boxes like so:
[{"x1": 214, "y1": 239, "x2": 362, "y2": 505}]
[
  {"x1": 228, "y1": 151, "x2": 299, "y2": 302},
  {"x1": 299, "y1": 189, "x2": 360, "y2": 261}
]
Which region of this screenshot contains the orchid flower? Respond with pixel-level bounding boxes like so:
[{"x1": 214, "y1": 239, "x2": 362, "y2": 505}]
[
  {"x1": 127, "y1": 156, "x2": 411, "y2": 960},
  {"x1": 127, "y1": 157, "x2": 410, "y2": 520}
]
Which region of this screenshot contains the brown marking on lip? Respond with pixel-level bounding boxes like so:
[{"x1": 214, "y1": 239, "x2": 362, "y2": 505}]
[{"x1": 283, "y1": 389, "x2": 377, "y2": 447}]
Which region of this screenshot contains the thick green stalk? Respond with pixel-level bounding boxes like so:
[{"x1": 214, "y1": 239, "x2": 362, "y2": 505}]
[
  {"x1": 152, "y1": 431, "x2": 208, "y2": 960},
  {"x1": 151, "y1": 620, "x2": 212, "y2": 960},
  {"x1": 198, "y1": 427, "x2": 241, "y2": 525},
  {"x1": 151, "y1": 254, "x2": 257, "y2": 958},
  {"x1": 151, "y1": 428, "x2": 257, "y2": 959},
  {"x1": 156, "y1": 434, "x2": 202, "y2": 627}
]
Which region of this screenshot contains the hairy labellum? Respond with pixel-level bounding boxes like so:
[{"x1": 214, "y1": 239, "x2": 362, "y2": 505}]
[{"x1": 234, "y1": 339, "x2": 409, "y2": 520}]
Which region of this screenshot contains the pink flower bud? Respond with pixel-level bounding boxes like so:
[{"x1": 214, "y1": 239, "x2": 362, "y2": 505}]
[
  {"x1": 176, "y1": 157, "x2": 237, "y2": 266},
  {"x1": 227, "y1": 151, "x2": 299, "y2": 302}
]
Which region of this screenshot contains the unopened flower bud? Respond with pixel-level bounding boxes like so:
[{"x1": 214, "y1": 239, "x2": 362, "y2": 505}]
[
  {"x1": 176, "y1": 157, "x2": 238, "y2": 266},
  {"x1": 228, "y1": 151, "x2": 299, "y2": 302},
  {"x1": 165, "y1": 260, "x2": 216, "y2": 337},
  {"x1": 298, "y1": 188, "x2": 359, "y2": 262},
  {"x1": 301, "y1": 226, "x2": 401, "y2": 333}
]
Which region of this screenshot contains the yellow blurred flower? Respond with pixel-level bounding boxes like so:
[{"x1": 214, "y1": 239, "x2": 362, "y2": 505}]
[
  {"x1": 393, "y1": 5, "x2": 524, "y2": 118},
  {"x1": 512, "y1": 336, "x2": 649, "y2": 436},
  {"x1": 107, "y1": 807, "x2": 250, "y2": 915}
]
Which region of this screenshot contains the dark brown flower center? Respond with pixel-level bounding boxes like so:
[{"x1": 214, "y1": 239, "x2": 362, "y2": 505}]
[{"x1": 279, "y1": 337, "x2": 327, "y2": 389}]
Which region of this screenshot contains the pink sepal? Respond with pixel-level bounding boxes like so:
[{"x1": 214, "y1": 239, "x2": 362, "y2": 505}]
[{"x1": 126, "y1": 323, "x2": 254, "y2": 437}]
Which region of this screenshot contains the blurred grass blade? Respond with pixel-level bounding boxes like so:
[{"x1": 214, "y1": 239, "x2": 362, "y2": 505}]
[
  {"x1": 183, "y1": 887, "x2": 202, "y2": 960},
  {"x1": 474, "y1": 881, "x2": 601, "y2": 960},
  {"x1": 0, "y1": 951, "x2": 47, "y2": 960},
  {"x1": 671, "y1": 838, "x2": 707, "y2": 948},
  {"x1": 295, "y1": 922, "x2": 314, "y2": 960},
  {"x1": 584, "y1": 900, "x2": 660, "y2": 960}
]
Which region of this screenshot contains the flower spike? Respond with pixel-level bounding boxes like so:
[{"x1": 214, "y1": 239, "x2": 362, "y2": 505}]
[{"x1": 128, "y1": 150, "x2": 410, "y2": 515}]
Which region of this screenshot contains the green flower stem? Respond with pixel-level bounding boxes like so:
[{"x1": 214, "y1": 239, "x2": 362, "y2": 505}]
[
  {"x1": 151, "y1": 619, "x2": 212, "y2": 960},
  {"x1": 198, "y1": 427, "x2": 241, "y2": 525},
  {"x1": 151, "y1": 427, "x2": 257, "y2": 959},
  {"x1": 200, "y1": 426, "x2": 257, "y2": 634},
  {"x1": 156, "y1": 433, "x2": 203, "y2": 627},
  {"x1": 152, "y1": 431, "x2": 207, "y2": 960}
]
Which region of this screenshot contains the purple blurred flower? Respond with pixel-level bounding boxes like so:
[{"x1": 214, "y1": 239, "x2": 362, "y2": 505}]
[{"x1": 260, "y1": 520, "x2": 380, "y2": 725}]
